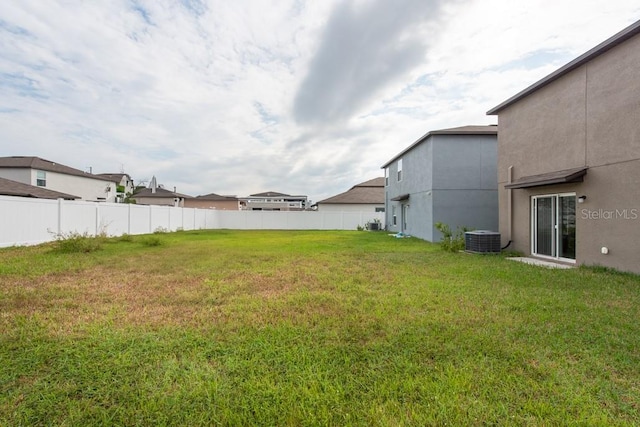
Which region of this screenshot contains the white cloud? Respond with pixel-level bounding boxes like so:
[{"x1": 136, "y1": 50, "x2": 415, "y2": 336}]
[{"x1": 0, "y1": 0, "x2": 638, "y2": 201}]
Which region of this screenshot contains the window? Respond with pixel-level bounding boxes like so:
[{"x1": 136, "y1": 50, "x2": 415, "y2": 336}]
[
  {"x1": 36, "y1": 170, "x2": 46, "y2": 187},
  {"x1": 397, "y1": 159, "x2": 403, "y2": 182},
  {"x1": 375, "y1": 207, "x2": 385, "y2": 213},
  {"x1": 392, "y1": 206, "x2": 397, "y2": 226},
  {"x1": 384, "y1": 168, "x2": 389, "y2": 186},
  {"x1": 531, "y1": 193, "x2": 576, "y2": 261}
]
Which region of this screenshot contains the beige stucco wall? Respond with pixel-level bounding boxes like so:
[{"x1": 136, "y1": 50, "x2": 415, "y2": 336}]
[{"x1": 497, "y1": 33, "x2": 640, "y2": 274}]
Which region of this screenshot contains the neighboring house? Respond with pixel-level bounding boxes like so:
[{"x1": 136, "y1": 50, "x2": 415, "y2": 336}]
[
  {"x1": 487, "y1": 20, "x2": 640, "y2": 274},
  {"x1": 381, "y1": 125, "x2": 498, "y2": 241},
  {"x1": 240, "y1": 191, "x2": 308, "y2": 211},
  {"x1": 130, "y1": 176, "x2": 188, "y2": 207},
  {"x1": 184, "y1": 193, "x2": 240, "y2": 210},
  {"x1": 95, "y1": 173, "x2": 135, "y2": 202},
  {"x1": 0, "y1": 176, "x2": 79, "y2": 199},
  {"x1": 0, "y1": 156, "x2": 116, "y2": 202},
  {"x1": 314, "y1": 177, "x2": 385, "y2": 213}
]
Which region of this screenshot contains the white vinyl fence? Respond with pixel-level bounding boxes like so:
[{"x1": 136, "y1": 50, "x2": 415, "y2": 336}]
[{"x1": 0, "y1": 195, "x2": 385, "y2": 247}]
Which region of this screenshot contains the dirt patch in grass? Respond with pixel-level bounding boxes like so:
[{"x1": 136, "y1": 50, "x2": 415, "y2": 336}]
[
  {"x1": 0, "y1": 258, "x2": 347, "y2": 334},
  {"x1": 0, "y1": 266, "x2": 215, "y2": 332}
]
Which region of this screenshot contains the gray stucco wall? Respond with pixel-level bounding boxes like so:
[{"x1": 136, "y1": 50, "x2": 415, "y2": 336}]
[{"x1": 385, "y1": 132, "x2": 498, "y2": 242}]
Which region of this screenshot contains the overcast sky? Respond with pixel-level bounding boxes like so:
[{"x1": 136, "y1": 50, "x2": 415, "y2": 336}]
[{"x1": 1, "y1": 1, "x2": 638, "y2": 202}]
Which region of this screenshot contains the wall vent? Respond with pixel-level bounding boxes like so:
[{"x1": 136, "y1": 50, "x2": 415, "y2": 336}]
[{"x1": 465, "y1": 231, "x2": 501, "y2": 254}]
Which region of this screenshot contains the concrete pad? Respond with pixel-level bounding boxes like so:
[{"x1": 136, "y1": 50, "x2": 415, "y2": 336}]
[{"x1": 507, "y1": 257, "x2": 574, "y2": 269}]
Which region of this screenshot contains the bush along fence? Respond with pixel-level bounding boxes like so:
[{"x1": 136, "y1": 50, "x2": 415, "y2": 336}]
[{"x1": 0, "y1": 195, "x2": 385, "y2": 247}]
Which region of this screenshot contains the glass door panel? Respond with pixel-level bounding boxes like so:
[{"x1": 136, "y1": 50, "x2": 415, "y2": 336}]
[
  {"x1": 559, "y1": 195, "x2": 576, "y2": 259},
  {"x1": 532, "y1": 194, "x2": 576, "y2": 260},
  {"x1": 535, "y1": 196, "x2": 555, "y2": 256}
]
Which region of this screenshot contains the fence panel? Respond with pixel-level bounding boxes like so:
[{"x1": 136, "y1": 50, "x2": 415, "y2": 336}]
[
  {"x1": 0, "y1": 196, "x2": 386, "y2": 247},
  {"x1": 97, "y1": 203, "x2": 129, "y2": 236},
  {"x1": 168, "y1": 207, "x2": 183, "y2": 231},
  {"x1": 60, "y1": 200, "x2": 99, "y2": 235},
  {"x1": 0, "y1": 196, "x2": 58, "y2": 246}
]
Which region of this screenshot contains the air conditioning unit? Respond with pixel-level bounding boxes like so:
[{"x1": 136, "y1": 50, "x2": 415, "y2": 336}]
[
  {"x1": 465, "y1": 231, "x2": 501, "y2": 254},
  {"x1": 367, "y1": 222, "x2": 381, "y2": 231}
]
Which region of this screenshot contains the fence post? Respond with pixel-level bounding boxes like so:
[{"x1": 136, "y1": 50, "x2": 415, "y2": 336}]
[
  {"x1": 127, "y1": 203, "x2": 132, "y2": 235},
  {"x1": 57, "y1": 198, "x2": 63, "y2": 235},
  {"x1": 95, "y1": 203, "x2": 100, "y2": 236}
]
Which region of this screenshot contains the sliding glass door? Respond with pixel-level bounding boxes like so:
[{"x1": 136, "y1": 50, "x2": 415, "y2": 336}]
[{"x1": 531, "y1": 194, "x2": 576, "y2": 261}]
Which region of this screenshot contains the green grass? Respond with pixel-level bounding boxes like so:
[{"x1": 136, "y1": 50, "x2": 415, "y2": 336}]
[{"x1": 1, "y1": 230, "x2": 639, "y2": 425}]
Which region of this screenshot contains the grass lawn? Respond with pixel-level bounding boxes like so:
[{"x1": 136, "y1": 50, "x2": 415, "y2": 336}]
[{"x1": 1, "y1": 230, "x2": 639, "y2": 426}]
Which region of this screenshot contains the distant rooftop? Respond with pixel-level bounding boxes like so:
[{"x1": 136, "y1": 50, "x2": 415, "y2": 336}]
[
  {"x1": 95, "y1": 173, "x2": 132, "y2": 183},
  {"x1": 195, "y1": 193, "x2": 238, "y2": 201},
  {"x1": 0, "y1": 156, "x2": 113, "y2": 182},
  {"x1": 132, "y1": 187, "x2": 191, "y2": 199},
  {"x1": 316, "y1": 177, "x2": 385, "y2": 205}
]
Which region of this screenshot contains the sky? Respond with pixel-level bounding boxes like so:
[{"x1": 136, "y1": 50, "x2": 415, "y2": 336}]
[{"x1": 1, "y1": 1, "x2": 639, "y2": 203}]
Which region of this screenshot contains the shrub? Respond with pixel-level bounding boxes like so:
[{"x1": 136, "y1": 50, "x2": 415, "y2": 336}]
[
  {"x1": 118, "y1": 233, "x2": 134, "y2": 243},
  {"x1": 435, "y1": 222, "x2": 471, "y2": 252},
  {"x1": 52, "y1": 231, "x2": 104, "y2": 253},
  {"x1": 142, "y1": 236, "x2": 164, "y2": 247}
]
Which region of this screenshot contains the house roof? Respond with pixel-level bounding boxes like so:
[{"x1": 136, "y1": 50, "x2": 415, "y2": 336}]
[
  {"x1": 195, "y1": 193, "x2": 238, "y2": 201},
  {"x1": 95, "y1": 173, "x2": 131, "y2": 183},
  {"x1": 0, "y1": 156, "x2": 112, "y2": 182},
  {"x1": 487, "y1": 19, "x2": 640, "y2": 115},
  {"x1": 131, "y1": 187, "x2": 191, "y2": 199},
  {"x1": 505, "y1": 167, "x2": 588, "y2": 189},
  {"x1": 0, "y1": 176, "x2": 79, "y2": 199},
  {"x1": 381, "y1": 125, "x2": 498, "y2": 168},
  {"x1": 316, "y1": 177, "x2": 385, "y2": 205},
  {"x1": 250, "y1": 191, "x2": 290, "y2": 197}
]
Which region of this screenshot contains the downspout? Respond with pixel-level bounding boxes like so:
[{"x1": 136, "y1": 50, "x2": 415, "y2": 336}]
[{"x1": 501, "y1": 166, "x2": 513, "y2": 250}]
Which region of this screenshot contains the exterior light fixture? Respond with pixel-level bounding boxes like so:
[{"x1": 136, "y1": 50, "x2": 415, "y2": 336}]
[{"x1": 578, "y1": 195, "x2": 587, "y2": 203}]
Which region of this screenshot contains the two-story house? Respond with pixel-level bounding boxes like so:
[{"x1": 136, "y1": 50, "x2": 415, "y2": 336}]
[
  {"x1": 239, "y1": 191, "x2": 308, "y2": 211},
  {"x1": 0, "y1": 156, "x2": 116, "y2": 202},
  {"x1": 382, "y1": 125, "x2": 498, "y2": 241},
  {"x1": 95, "y1": 173, "x2": 135, "y2": 203},
  {"x1": 487, "y1": 20, "x2": 640, "y2": 274}
]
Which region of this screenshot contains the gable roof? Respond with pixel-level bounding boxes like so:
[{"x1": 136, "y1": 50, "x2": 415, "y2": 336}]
[
  {"x1": 0, "y1": 176, "x2": 79, "y2": 199},
  {"x1": 381, "y1": 125, "x2": 498, "y2": 168},
  {"x1": 316, "y1": 177, "x2": 385, "y2": 205},
  {"x1": 488, "y1": 19, "x2": 640, "y2": 115},
  {"x1": 0, "y1": 156, "x2": 112, "y2": 182},
  {"x1": 195, "y1": 193, "x2": 238, "y2": 201}
]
